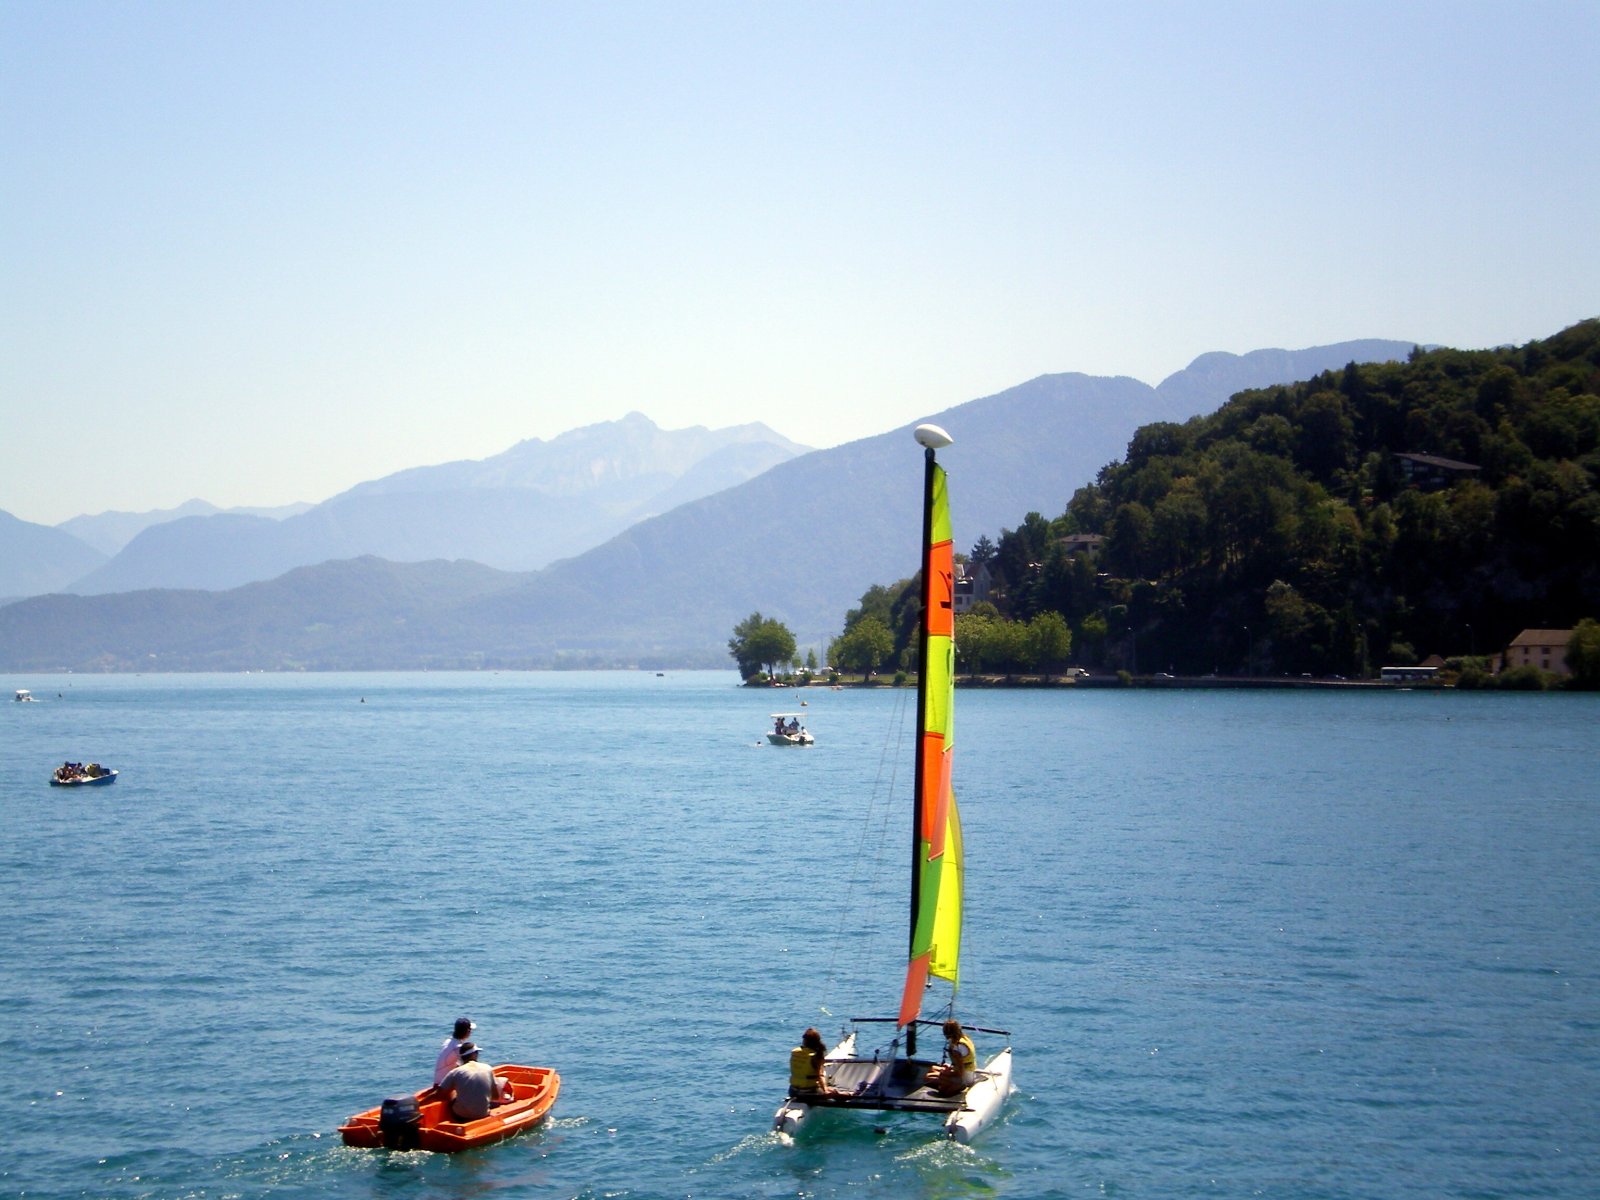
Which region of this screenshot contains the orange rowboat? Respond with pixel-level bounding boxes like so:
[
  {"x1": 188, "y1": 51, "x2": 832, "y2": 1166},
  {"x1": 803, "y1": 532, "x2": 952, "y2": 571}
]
[{"x1": 338, "y1": 1064, "x2": 560, "y2": 1153}]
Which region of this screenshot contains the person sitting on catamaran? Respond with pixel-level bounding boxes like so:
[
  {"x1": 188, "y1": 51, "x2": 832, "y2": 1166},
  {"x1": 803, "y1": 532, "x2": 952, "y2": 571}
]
[
  {"x1": 924, "y1": 1020, "x2": 978, "y2": 1096},
  {"x1": 788, "y1": 1028, "x2": 835, "y2": 1097}
]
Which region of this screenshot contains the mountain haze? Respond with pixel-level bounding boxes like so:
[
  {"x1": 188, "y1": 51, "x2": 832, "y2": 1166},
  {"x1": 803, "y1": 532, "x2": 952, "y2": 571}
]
[
  {"x1": 0, "y1": 338, "x2": 1420, "y2": 669},
  {"x1": 59, "y1": 499, "x2": 313, "y2": 557},
  {"x1": 0, "y1": 511, "x2": 106, "y2": 603},
  {"x1": 65, "y1": 414, "x2": 809, "y2": 594},
  {"x1": 421, "y1": 340, "x2": 1426, "y2": 657},
  {"x1": 0, "y1": 558, "x2": 521, "y2": 672}
]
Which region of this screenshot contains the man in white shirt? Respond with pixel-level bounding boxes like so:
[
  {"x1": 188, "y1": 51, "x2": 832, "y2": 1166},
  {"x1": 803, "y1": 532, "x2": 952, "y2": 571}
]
[{"x1": 433, "y1": 1016, "x2": 475, "y2": 1086}]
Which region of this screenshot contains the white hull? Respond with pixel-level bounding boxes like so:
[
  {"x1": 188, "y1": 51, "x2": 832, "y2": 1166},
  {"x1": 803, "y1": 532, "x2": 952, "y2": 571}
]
[
  {"x1": 772, "y1": 1032, "x2": 854, "y2": 1135},
  {"x1": 944, "y1": 1048, "x2": 1012, "y2": 1143}
]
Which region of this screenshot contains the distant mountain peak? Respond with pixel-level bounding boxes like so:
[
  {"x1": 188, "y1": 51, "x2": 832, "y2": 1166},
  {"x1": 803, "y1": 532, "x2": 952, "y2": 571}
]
[
  {"x1": 339, "y1": 413, "x2": 811, "y2": 503},
  {"x1": 60, "y1": 412, "x2": 815, "y2": 594}
]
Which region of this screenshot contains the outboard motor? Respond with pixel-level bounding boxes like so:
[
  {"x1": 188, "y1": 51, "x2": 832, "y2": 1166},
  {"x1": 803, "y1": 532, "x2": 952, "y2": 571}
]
[{"x1": 378, "y1": 1095, "x2": 423, "y2": 1149}]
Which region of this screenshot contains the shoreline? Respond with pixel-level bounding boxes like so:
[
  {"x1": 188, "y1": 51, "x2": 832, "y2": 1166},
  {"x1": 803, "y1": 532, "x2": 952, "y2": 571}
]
[{"x1": 763, "y1": 673, "x2": 1418, "y2": 691}]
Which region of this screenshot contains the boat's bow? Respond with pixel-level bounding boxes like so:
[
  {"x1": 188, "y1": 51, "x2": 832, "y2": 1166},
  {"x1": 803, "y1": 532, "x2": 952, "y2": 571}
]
[{"x1": 944, "y1": 1046, "x2": 1013, "y2": 1143}]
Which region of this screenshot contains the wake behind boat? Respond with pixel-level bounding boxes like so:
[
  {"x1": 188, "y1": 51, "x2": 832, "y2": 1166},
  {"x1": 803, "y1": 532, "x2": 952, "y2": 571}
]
[
  {"x1": 773, "y1": 425, "x2": 1013, "y2": 1143},
  {"x1": 50, "y1": 762, "x2": 117, "y2": 786}
]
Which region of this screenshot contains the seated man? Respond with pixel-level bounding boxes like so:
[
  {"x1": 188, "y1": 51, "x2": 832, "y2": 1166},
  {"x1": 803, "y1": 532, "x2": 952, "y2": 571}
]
[{"x1": 438, "y1": 1042, "x2": 503, "y2": 1121}]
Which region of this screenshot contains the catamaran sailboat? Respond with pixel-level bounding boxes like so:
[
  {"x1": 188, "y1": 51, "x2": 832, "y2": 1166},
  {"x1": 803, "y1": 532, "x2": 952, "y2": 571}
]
[{"x1": 773, "y1": 424, "x2": 1012, "y2": 1143}]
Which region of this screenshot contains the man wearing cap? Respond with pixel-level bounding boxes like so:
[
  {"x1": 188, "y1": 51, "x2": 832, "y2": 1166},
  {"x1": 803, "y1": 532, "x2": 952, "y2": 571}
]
[
  {"x1": 433, "y1": 1017, "x2": 475, "y2": 1086},
  {"x1": 439, "y1": 1042, "x2": 504, "y2": 1121}
]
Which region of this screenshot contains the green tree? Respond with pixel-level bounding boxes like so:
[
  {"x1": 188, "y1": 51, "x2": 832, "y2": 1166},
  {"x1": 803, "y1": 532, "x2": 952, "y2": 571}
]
[
  {"x1": 728, "y1": 612, "x2": 797, "y2": 680},
  {"x1": 1104, "y1": 501, "x2": 1154, "y2": 578},
  {"x1": 968, "y1": 534, "x2": 998, "y2": 571},
  {"x1": 1026, "y1": 611, "x2": 1072, "y2": 672},
  {"x1": 954, "y1": 613, "x2": 995, "y2": 674},
  {"x1": 1567, "y1": 618, "x2": 1600, "y2": 688},
  {"x1": 1077, "y1": 611, "x2": 1109, "y2": 666},
  {"x1": 830, "y1": 615, "x2": 894, "y2": 675}
]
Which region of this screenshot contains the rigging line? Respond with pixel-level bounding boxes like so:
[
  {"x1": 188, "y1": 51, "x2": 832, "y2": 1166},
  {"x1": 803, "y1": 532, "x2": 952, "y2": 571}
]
[
  {"x1": 818, "y1": 686, "x2": 913, "y2": 1002},
  {"x1": 819, "y1": 685, "x2": 907, "y2": 994}
]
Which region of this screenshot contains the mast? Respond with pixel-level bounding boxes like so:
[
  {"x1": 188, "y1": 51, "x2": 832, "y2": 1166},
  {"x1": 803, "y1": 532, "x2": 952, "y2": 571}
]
[{"x1": 904, "y1": 423, "x2": 954, "y2": 1057}]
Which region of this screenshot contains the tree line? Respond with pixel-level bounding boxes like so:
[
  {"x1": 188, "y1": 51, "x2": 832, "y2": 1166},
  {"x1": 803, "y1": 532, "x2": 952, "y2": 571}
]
[{"x1": 776, "y1": 319, "x2": 1600, "y2": 685}]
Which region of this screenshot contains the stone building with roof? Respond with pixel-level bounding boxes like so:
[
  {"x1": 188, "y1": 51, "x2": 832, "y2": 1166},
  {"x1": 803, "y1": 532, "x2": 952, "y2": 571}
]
[{"x1": 1504, "y1": 629, "x2": 1573, "y2": 676}]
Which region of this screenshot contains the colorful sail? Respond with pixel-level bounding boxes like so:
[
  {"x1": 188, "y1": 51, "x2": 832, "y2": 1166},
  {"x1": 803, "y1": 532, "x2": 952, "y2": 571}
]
[{"x1": 898, "y1": 457, "x2": 964, "y2": 1027}]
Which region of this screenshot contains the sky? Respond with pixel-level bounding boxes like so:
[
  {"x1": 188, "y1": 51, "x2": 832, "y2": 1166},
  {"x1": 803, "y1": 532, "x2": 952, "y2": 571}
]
[{"x1": 3, "y1": 1, "x2": 1597, "y2": 527}]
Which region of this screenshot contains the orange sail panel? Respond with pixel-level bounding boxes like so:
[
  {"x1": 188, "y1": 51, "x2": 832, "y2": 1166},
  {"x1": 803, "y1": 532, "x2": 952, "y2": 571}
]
[{"x1": 898, "y1": 462, "x2": 963, "y2": 1027}]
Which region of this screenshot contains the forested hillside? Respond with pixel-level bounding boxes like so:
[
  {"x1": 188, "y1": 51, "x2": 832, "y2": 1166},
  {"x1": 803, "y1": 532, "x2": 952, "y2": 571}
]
[{"x1": 838, "y1": 320, "x2": 1600, "y2": 677}]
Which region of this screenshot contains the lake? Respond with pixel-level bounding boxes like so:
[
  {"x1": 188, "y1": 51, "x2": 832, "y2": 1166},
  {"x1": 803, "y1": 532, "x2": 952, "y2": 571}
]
[{"x1": 3, "y1": 672, "x2": 1597, "y2": 1199}]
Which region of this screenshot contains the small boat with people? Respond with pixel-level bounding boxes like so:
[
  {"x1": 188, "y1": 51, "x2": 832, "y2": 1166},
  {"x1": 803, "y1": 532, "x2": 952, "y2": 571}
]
[
  {"x1": 50, "y1": 762, "x2": 117, "y2": 786},
  {"x1": 767, "y1": 713, "x2": 814, "y2": 746},
  {"x1": 338, "y1": 1062, "x2": 560, "y2": 1153},
  {"x1": 15, "y1": 689, "x2": 37, "y2": 702}
]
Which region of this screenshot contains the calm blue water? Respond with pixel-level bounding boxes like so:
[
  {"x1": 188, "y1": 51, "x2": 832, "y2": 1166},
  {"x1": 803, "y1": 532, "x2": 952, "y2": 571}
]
[{"x1": 3, "y1": 672, "x2": 1597, "y2": 1199}]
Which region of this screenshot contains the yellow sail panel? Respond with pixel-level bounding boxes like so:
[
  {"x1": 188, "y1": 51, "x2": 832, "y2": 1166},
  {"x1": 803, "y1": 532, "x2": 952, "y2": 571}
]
[
  {"x1": 928, "y1": 463, "x2": 952, "y2": 553},
  {"x1": 929, "y1": 793, "x2": 962, "y2": 984},
  {"x1": 900, "y1": 774, "x2": 961, "y2": 1017}
]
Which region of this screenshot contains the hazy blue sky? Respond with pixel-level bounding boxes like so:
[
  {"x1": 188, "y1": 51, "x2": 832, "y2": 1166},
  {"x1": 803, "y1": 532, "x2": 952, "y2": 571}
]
[{"x1": 4, "y1": 1, "x2": 1596, "y2": 526}]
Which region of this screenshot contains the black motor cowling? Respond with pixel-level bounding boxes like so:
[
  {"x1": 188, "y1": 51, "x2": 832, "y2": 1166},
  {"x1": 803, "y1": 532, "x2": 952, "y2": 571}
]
[{"x1": 378, "y1": 1095, "x2": 423, "y2": 1149}]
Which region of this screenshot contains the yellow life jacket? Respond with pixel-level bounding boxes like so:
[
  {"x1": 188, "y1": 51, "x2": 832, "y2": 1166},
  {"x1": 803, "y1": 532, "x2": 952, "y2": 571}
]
[
  {"x1": 790, "y1": 1046, "x2": 821, "y2": 1089},
  {"x1": 950, "y1": 1034, "x2": 977, "y2": 1075}
]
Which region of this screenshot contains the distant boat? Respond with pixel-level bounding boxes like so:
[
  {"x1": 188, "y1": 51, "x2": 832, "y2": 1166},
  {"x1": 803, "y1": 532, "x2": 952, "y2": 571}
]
[
  {"x1": 14, "y1": 689, "x2": 37, "y2": 702},
  {"x1": 773, "y1": 425, "x2": 1012, "y2": 1143},
  {"x1": 339, "y1": 1063, "x2": 559, "y2": 1153},
  {"x1": 51, "y1": 762, "x2": 117, "y2": 786},
  {"x1": 767, "y1": 714, "x2": 814, "y2": 746}
]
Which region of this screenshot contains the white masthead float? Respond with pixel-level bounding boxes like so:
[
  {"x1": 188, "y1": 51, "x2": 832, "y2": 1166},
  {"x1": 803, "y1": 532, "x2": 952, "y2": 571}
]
[{"x1": 773, "y1": 424, "x2": 1013, "y2": 1143}]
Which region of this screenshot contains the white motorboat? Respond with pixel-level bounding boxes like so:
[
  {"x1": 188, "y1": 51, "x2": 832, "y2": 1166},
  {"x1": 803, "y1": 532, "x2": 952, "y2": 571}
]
[{"x1": 766, "y1": 714, "x2": 814, "y2": 746}]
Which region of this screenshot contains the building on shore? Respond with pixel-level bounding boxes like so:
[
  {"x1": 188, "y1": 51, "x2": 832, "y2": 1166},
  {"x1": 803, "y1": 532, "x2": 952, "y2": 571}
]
[{"x1": 1504, "y1": 629, "x2": 1573, "y2": 676}]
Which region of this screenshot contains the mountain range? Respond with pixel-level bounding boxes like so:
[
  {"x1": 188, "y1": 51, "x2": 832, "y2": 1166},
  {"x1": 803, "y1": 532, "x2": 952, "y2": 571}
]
[
  {"x1": 53, "y1": 413, "x2": 809, "y2": 596},
  {"x1": 0, "y1": 339, "x2": 1419, "y2": 670},
  {"x1": 59, "y1": 499, "x2": 314, "y2": 557}
]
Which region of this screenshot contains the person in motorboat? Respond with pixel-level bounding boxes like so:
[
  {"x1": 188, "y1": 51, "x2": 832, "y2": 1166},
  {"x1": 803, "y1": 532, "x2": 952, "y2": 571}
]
[
  {"x1": 924, "y1": 1019, "x2": 978, "y2": 1096},
  {"x1": 438, "y1": 1042, "x2": 508, "y2": 1121},
  {"x1": 433, "y1": 1016, "x2": 475, "y2": 1086},
  {"x1": 788, "y1": 1027, "x2": 835, "y2": 1098},
  {"x1": 775, "y1": 716, "x2": 786, "y2": 737}
]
